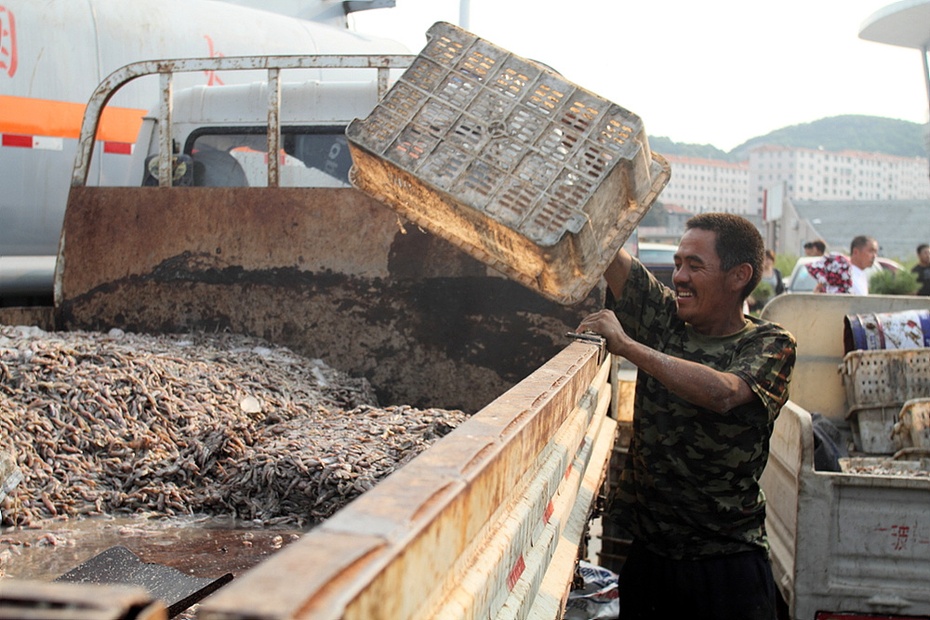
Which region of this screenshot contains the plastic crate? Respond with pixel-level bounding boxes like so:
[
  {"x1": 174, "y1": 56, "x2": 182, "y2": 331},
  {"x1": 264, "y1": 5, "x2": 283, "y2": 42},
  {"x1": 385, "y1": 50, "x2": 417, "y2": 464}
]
[
  {"x1": 846, "y1": 404, "x2": 898, "y2": 454},
  {"x1": 841, "y1": 348, "x2": 930, "y2": 408},
  {"x1": 346, "y1": 22, "x2": 670, "y2": 305}
]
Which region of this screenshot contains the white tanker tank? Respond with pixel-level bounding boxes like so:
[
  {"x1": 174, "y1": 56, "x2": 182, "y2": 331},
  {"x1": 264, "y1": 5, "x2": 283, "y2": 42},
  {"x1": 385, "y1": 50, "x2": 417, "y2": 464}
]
[{"x1": 0, "y1": 0, "x2": 404, "y2": 300}]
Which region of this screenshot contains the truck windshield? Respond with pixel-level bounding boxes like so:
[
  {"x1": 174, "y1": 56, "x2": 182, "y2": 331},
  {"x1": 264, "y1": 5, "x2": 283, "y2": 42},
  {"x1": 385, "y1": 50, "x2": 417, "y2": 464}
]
[{"x1": 187, "y1": 128, "x2": 353, "y2": 188}]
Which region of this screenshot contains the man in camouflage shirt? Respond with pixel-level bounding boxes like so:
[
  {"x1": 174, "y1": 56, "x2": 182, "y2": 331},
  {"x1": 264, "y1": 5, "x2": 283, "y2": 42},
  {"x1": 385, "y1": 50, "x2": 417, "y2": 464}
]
[{"x1": 578, "y1": 213, "x2": 796, "y2": 619}]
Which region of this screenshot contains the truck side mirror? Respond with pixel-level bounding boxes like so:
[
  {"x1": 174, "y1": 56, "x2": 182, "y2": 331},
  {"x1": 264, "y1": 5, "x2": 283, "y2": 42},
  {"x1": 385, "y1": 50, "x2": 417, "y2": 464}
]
[{"x1": 142, "y1": 154, "x2": 194, "y2": 187}]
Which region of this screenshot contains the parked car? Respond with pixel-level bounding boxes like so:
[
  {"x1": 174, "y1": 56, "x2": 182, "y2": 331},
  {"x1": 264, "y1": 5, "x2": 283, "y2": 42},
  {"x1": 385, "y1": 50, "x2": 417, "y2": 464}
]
[
  {"x1": 785, "y1": 255, "x2": 903, "y2": 293},
  {"x1": 637, "y1": 242, "x2": 677, "y2": 288}
]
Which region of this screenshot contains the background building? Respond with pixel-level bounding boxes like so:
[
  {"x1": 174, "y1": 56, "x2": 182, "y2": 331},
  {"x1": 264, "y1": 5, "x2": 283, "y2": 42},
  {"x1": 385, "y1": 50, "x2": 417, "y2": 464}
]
[
  {"x1": 776, "y1": 198, "x2": 930, "y2": 261},
  {"x1": 660, "y1": 155, "x2": 751, "y2": 215},
  {"x1": 653, "y1": 146, "x2": 929, "y2": 250},
  {"x1": 751, "y1": 145, "x2": 929, "y2": 211}
]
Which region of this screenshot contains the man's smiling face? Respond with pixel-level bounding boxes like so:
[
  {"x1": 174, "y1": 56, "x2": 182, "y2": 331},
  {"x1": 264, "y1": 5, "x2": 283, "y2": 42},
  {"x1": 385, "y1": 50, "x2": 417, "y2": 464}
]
[{"x1": 672, "y1": 228, "x2": 737, "y2": 334}]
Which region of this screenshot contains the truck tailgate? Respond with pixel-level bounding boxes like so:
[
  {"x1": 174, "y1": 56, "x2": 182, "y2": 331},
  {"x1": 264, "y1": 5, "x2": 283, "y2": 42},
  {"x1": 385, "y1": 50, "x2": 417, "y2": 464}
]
[{"x1": 764, "y1": 401, "x2": 930, "y2": 618}]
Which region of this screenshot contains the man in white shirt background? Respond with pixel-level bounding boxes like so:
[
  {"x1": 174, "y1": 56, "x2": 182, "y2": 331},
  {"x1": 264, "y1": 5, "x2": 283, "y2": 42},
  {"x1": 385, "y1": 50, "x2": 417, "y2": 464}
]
[{"x1": 849, "y1": 235, "x2": 879, "y2": 295}]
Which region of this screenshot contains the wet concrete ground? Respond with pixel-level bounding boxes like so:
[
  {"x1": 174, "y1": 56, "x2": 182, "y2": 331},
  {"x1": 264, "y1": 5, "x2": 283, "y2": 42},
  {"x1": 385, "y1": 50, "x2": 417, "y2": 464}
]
[{"x1": 1, "y1": 513, "x2": 303, "y2": 583}]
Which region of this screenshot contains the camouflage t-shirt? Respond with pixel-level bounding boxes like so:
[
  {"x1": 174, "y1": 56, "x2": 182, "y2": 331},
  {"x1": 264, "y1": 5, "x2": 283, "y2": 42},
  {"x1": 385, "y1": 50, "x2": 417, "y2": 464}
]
[{"x1": 608, "y1": 259, "x2": 796, "y2": 559}]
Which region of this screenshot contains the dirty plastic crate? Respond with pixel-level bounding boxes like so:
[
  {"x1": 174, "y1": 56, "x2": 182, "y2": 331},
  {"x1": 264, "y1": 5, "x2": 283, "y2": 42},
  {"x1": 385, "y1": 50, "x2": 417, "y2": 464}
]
[
  {"x1": 346, "y1": 22, "x2": 670, "y2": 305},
  {"x1": 841, "y1": 348, "x2": 930, "y2": 408},
  {"x1": 846, "y1": 403, "x2": 899, "y2": 454}
]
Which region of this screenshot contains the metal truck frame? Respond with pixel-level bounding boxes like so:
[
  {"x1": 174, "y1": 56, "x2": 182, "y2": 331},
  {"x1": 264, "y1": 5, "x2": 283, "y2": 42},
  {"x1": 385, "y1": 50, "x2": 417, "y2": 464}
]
[{"x1": 1, "y1": 339, "x2": 618, "y2": 619}]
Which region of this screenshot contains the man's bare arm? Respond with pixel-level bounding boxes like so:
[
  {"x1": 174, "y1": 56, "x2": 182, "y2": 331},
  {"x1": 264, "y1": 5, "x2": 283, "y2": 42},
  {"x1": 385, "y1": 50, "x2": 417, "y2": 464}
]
[
  {"x1": 604, "y1": 249, "x2": 634, "y2": 301},
  {"x1": 621, "y1": 338, "x2": 755, "y2": 413},
  {"x1": 577, "y1": 309, "x2": 756, "y2": 413}
]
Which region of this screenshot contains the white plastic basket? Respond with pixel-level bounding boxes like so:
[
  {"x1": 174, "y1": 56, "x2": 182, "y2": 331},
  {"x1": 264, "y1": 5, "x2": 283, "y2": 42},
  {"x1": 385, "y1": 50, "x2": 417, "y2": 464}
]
[
  {"x1": 346, "y1": 22, "x2": 669, "y2": 305},
  {"x1": 841, "y1": 348, "x2": 930, "y2": 408}
]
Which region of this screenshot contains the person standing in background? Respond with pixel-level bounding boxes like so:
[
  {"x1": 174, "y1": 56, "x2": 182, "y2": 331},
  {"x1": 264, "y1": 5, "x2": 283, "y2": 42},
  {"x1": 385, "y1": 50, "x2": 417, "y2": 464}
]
[
  {"x1": 748, "y1": 249, "x2": 784, "y2": 313},
  {"x1": 807, "y1": 236, "x2": 877, "y2": 295},
  {"x1": 807, "y1": 252, "x2": 852, "y2": 294},
  {"x1": 803, "y1": 239, "x2": 826, "y2": 257},
  {"x1": 848, "y1": 235, "x2": 879, "y2": 295},
  {"x1": 912, "y1": 244, "x2": 930, "y2": 296}
]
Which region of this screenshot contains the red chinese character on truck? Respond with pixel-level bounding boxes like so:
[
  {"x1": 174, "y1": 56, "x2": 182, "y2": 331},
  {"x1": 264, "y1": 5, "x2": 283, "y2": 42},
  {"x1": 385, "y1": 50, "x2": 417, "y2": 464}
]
[{"x1": 891, "y1": 524, "x2": 911, "y2": 551}]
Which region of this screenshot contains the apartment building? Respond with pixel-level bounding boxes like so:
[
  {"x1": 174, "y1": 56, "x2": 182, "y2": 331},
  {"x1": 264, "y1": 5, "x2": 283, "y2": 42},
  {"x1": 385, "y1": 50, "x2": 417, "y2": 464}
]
[
  {"x1": 657, "y1": 147, "x2": 929, "y2": 219},
  {"x1": 749, "y1": 145, "x2": 930, "y2": 212},
  {"x1": 659, "y1": 155, "x2": 751, "y2": 215}
]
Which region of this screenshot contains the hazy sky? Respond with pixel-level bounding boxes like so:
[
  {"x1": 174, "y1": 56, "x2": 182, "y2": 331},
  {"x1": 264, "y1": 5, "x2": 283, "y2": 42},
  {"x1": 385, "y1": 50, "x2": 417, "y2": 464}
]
[{"x1": 351, "y1": 0, "x2": 928, "y2": 152}]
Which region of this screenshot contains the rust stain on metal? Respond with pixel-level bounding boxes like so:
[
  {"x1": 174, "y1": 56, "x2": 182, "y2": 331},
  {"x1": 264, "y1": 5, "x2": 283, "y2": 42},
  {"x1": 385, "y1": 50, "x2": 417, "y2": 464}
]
[
  {"x1": 409, "y1": 481, "x2": 461, "y2": 523},
  {"x1": 500, "y1": 409, "x2": 535, "y2": 440},
  {"x1": 460, "y1": 442, "x2": 498, "y2": 477},
  {"x1": 295, "y1": 544, "x2": 389, "y2": 617}
]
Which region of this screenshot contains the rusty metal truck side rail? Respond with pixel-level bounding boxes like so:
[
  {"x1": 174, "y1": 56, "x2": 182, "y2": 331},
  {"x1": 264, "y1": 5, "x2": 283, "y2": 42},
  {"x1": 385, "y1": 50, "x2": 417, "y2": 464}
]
[
  {"x1": 197, "y1": 340, "x2": 613, "y2": 620},
  {"x1": 68, "y1": 54, "x2": 413, "y2": 190}
]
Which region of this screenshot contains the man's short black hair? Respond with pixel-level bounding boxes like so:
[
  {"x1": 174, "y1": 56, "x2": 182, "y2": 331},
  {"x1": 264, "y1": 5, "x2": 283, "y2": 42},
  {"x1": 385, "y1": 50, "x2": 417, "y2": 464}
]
[
  {"x1": 918, "y1": 243, "x2": 929, "y2": 255},
  {"x1": 684, "y1": 213, "x2": 763, "y2": 299},
  {"x1": 850, "y1": 235, "x2": 876, "y2": 254},
  {"x1": 805, "y1": 239, "x2": 826, "y2": 254}
]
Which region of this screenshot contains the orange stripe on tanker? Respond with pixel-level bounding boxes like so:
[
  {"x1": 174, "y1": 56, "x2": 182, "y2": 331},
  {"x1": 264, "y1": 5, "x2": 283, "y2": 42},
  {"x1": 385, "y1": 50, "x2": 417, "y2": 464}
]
[{"x1": 0, "y1": 95, "x2": 144, "y2": 143}]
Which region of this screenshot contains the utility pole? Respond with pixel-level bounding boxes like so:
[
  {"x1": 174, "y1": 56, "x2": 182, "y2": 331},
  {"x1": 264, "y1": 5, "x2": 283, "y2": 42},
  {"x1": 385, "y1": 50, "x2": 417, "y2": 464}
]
[{"x1": 459, "y1": 0, "x2": 470, "y2": 29}]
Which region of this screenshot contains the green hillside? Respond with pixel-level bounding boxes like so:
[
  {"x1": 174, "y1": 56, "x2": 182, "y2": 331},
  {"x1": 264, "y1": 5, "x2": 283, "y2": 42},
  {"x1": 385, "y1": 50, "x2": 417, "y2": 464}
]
[
  {"x1": 650, "y1": 115, "x2": 927, "y2": 161},
  {"x1": 647, "y1": 137, "x2": 730, "y2": 161}
]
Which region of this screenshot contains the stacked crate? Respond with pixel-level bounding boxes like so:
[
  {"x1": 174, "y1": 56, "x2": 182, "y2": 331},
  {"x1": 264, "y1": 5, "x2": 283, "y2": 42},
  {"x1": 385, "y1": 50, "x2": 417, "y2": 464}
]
[{"x1": 841, "y1": 349, "x2": 930, "y2": 453}]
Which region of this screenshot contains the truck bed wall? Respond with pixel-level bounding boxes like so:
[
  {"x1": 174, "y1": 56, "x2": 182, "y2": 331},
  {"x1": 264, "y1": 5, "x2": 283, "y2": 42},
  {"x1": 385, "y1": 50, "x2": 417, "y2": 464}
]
[
  {"x1": 763, "y1": 400, "x2": 930, "y2": 619},
  {"x1": 198, "y1": 342, "x2": 613, "y2": 619},
  {"x1": 760, "y1": 293, "x2": 930, "y2": 619},
  {"x1": 57, "y1": 186, "x2": 603, "y2": 412}
]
